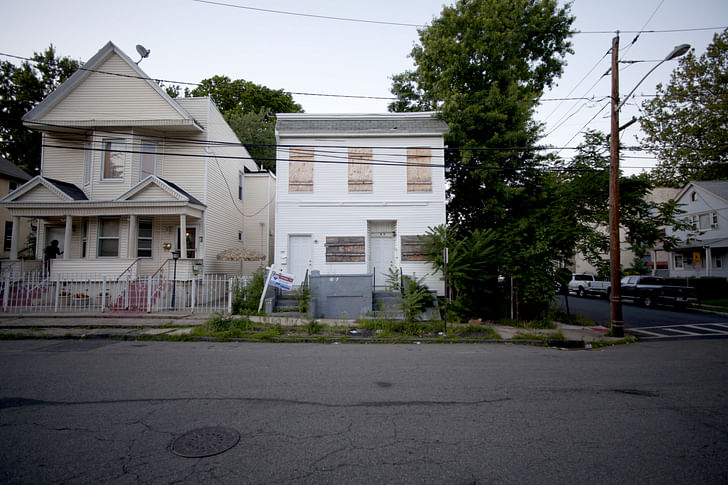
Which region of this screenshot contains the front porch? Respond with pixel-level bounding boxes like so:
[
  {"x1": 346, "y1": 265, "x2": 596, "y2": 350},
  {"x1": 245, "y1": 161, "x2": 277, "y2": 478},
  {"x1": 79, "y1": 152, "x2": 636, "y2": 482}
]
[
  {"x1": 667, "y1": 241, "x2": 728, "y2": 278},
  {"x1": 4, "y1": 211, "x2": 205, "y2": 280}
]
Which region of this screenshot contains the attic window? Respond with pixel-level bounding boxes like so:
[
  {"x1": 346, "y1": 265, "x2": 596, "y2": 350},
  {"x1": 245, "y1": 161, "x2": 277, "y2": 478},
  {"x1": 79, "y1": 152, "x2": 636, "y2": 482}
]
[
  {"x1": 289, "y1": 147, "x2": 314, "y2": 192},
  {"x1": 348, "y1": 147, "x2": 372, "y2": 192},
  {"x1": 407, "y1": 148, "x2": 432, "y2": 192},
  {"x1": 691, "y1": 192, "x2": 698, "y2": 202}
]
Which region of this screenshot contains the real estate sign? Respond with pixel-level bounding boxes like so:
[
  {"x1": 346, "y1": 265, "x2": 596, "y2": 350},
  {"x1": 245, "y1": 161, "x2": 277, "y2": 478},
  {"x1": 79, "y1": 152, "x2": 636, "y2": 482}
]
[{"x1": 269, "y1": 270, "x2": 295, "y2": 291}]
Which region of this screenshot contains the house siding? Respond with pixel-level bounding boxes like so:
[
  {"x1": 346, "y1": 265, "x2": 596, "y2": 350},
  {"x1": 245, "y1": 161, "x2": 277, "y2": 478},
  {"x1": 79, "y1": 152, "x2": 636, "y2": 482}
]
[
  {"x1": 40, "y1": 54, "x2": 185, "y2": 123},
  {"x1": 179, "y1": 98, "x2": 257, "y2": 274},
  {"x1": 275, "y1": 127, "x2": 446, "y2": 294}
]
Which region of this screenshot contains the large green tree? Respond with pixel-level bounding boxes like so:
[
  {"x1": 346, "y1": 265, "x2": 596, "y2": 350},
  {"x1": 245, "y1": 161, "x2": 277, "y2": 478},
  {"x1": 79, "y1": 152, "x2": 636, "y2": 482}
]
[
  {"x1": 169, "y1": 76, "x2": 303, "y2": 172},
  {"x1": 390, "y1": 0, "x2": 573, "y2": 231},
  {"x1": 0, "y1": 45, "x2": 79, "y2": 174},
  {"x1": 390, "y1": 0, "x2": 574, "y2": 319},
  {"x1": 640, "y1": 29, "x2": 728, "y2": 187}
]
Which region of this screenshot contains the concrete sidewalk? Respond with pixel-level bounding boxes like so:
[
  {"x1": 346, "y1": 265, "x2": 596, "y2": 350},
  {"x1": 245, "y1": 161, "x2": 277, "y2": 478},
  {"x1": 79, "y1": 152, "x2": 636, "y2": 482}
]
[{"x1": 0, "y1": 312, "x2": 624, "y2": 346}]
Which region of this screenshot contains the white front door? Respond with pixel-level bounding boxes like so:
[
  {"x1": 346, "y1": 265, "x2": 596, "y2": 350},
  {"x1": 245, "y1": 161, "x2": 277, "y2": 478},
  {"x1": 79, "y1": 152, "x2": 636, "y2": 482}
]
[
  {"x1": 370, "y1": 235, "x2": 394, "y2": 289},
  {"x1": 288, "y1": 235, "x2": 312, "y2": 285}
]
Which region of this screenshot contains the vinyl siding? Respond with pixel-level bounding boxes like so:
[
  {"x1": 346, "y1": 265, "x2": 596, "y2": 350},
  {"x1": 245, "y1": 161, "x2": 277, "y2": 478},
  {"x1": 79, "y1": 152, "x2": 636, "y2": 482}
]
[
  {"x1": 40, "y1": 53, "x2": 185, "y2": 123},
  {"x1": 179, "y1": 98, "x2": 256, "y2": 274},
  {"x1": 41, "y1": 133, "x2": 87, "y2": 188},
  {"x1": 243, "y1": 173, "x2": 275, "y2": 272},
  {"x1": 16, "y1": 185, "x2": 65, "y2": 202}
]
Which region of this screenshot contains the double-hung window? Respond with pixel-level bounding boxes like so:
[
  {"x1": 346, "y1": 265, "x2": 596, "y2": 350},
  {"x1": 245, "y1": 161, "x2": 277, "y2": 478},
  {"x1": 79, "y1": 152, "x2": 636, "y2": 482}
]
[
  {"x1": 238, "y1": 172, "x2": 244, "y2": 200},
  {"x1": 140, "y1": 142, "x2": 157, "y2": 180},
  {"x1": 98, "y1": 217, "x2": 120, "y2": 257},
  {"x1": 84, "y1": 139, "x2": 93, "y2": 185},
  {"x1": 102, "y1": 139, "x2": 125, "y2": 180}
]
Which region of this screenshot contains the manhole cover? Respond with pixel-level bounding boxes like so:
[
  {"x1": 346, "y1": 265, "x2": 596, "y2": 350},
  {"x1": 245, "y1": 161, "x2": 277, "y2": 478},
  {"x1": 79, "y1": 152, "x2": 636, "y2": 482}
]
[{"x1": 170, "y1": 427, "x2": 240, "y2": 458}]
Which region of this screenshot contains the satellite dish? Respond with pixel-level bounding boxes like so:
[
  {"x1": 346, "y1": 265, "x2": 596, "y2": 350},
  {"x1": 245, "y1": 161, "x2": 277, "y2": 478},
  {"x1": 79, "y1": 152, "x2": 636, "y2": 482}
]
[{"x1": 135, "y1": 44, "x2": 150, "y2": 64}]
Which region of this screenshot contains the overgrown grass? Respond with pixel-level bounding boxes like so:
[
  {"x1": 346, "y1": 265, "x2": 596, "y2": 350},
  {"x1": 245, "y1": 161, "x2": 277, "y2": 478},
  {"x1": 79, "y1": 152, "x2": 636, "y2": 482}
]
[
  {"x1": 551, "y1": 309, "x2": 595, "y2": 326},
  {"x1": 358, "y1": 318, "x2": 444, "y2": 336},
  {"x1": 496, "y1": 318, "x2": 557, "y2": 330},
  {"x1": 513, "y1": 329, "x2": 565, "y2": 342},
  {"x1": 700, "y1": 299, "x2": 728, "y2": 311},
  {"x1": 449, "y1": 324, "x2": 502, "y2": 339}
]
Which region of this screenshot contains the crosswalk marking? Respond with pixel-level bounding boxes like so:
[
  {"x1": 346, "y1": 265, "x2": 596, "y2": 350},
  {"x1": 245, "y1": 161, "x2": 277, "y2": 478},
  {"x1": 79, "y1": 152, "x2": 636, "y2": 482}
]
[{"x1": 629, "y1": 323, "x2": 728, "y2": 340}]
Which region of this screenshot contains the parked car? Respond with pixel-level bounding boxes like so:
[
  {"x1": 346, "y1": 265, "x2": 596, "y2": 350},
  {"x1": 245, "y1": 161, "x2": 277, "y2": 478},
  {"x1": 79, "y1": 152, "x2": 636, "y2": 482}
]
[
  {"x1": 568, "y1": 273, "x2": 611, "y2": 298},
  {"x1": 620, "y1": 275, "x2": 698, "y2": 309}
]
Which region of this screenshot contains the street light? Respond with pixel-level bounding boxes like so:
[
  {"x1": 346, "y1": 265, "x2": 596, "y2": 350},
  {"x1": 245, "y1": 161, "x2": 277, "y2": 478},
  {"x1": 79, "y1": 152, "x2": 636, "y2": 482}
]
[
  {"x1": 171, "y1": 249, "x2": 181, "y2": 309},
  {"x1": 609, "y1": 38, "x2": 690, "y2": 337}
]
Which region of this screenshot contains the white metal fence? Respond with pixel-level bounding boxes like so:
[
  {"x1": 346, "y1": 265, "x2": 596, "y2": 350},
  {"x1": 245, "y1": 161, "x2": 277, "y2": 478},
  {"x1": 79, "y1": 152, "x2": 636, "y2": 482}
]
[{"x1": 0, "y1": 273, "x2": 247, "y2": 314}]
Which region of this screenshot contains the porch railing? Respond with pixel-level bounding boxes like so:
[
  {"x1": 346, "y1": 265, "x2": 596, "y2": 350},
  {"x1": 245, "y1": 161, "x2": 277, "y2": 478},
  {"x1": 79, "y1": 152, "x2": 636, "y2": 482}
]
[{"x1": 0, "y1": 272, "x2": 245, "y2": 314}]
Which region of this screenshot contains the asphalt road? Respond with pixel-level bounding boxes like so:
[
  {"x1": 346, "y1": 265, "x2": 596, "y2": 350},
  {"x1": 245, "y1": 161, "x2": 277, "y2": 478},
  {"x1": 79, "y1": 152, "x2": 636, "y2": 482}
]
[
  {"x1": 557, "y1": 294, "x2": 728, "y2": 327},
  {"x1": 1, "y1": 340, "x2": 727, "y2": 484}
]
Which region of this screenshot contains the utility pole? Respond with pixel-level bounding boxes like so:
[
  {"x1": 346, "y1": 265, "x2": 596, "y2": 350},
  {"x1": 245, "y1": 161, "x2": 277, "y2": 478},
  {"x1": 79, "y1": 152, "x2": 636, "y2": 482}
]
[{"x1": 609, "y1": 34, "x2": 624, "y2": 338}]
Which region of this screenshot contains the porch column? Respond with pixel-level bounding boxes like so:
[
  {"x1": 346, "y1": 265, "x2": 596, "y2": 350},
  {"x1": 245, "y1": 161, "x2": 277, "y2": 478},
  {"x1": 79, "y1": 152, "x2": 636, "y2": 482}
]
[
  {"x1": 9, "y1": 216, "x2": 19, "y2": 260},
  {"x1": 128, "y1": 215, "x2": 137, "y2": 259},
  {"x1": 64, "y1": 216, "x2": 72, "y2": 260},
  {"x1": 179, "y1": 214, "x2": 187, "y2": 259},
  {"x1": 36, "y1": 220, "x2": 45, "y2": 261},
  {"x1": 706, "y1": 247, "x2": 712, "y2": 277}
]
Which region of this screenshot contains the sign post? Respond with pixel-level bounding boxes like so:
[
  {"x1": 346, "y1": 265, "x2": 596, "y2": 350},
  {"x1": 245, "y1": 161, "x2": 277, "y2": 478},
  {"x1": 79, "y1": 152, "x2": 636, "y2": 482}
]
[{"x1": 257, "y1": 267, "x2": 296, "y2": 312}]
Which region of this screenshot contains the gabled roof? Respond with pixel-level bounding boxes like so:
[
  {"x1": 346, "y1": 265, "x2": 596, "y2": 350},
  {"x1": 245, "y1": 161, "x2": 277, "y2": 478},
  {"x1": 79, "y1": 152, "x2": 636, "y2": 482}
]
[
  {"x1": 0, "y1": 176, "x2": 87, "y2": 202},
  {"x1": 0, "y1": 157, "x2": 32, "y2": 182},
  {"x1": 276, "y1": 112, "x2": 450, "y2": 138},
  {"x1": 691, "y1": 181, "x2": 728, "y2": 203},
  {"x1": 114, "y1": 176, "x2": 205, "y2": 206},
  {"x1": 22, "y1": 41, "x2": 203, "y2": 132},
  {"x1": 675, "y1": 180, "x2": 728, "y2": 204}
]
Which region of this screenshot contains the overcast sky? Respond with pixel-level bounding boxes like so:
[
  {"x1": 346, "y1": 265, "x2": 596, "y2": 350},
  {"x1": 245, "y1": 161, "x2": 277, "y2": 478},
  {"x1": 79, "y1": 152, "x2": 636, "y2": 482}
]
[{"x1": 2, "y1": 0, "x2": 726, "y2": 173}]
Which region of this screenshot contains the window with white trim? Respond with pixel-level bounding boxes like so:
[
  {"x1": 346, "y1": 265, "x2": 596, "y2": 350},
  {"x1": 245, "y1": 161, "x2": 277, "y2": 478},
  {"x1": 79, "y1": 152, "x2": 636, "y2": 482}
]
[
  {"x1": 98, "y1": 217, "x2": 120, "y2": 257},
  {"x1": 137, "y1": 219, "x2": 153, "y2": 258},
  {"x1": 140, "y1": 142, "x2": 157, "y2": 181},
  {"x1": 101, "y1": 139, "x2": 125, "y2": 180},
  {"x1": 674, "y1": 254, "x2": 684, "y2": 270},
  {"x1": 84, "y1": 139, "x2": 92, "y2": 185},
  {"x1": 238, "y1": 172, "x2": 244, "y2": 200}
]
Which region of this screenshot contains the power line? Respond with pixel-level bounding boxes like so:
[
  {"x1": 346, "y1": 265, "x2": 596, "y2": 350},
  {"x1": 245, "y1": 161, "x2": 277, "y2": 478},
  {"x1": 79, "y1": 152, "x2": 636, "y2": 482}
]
[
  {"x1": 39, "y1": 142, "x2": 605, "y2": 173},
  {"x1": 0, "y1": 51, "x2": 666, "y2": 105},
  {"x1": 191, "y1": 1, "x2": 727, "y2": 36},
  {"x1": 192, "y1": 0, "x2": 424, "y2": 28}
]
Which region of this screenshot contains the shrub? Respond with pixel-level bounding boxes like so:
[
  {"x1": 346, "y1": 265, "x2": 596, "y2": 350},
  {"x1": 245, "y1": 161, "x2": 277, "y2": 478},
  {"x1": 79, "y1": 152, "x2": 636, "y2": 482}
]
[{"x1": 231, "y1": 267, "x2": 266, "y2": 314}]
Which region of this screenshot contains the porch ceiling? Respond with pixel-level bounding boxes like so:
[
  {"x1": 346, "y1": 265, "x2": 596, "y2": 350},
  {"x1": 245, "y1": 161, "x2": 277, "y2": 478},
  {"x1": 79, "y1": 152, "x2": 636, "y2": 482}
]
[
  {"x1": 674, "y1": 237, "x2": 728, "y2": 250},
  {"x1": 5, "y1": 200, "x2": 204, "y2": 218}
]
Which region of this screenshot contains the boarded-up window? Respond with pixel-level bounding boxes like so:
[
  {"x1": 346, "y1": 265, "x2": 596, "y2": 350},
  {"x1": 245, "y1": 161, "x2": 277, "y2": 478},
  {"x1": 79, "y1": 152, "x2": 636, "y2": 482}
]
[
  {"x1": 348, "y1": 147, "x2": 372, "y2": 192},
  {"x1": 326, "y1": 237, "x2": 365, "y2": 262},
  {"x1": 401, "y1": 235, "x2": 430, "y2": 261},
  {"x1": 289, "y1": 147, "x2": 314, "y2": 192},
  {"x1": 407, "y1": 148, "x2": 432, "y2": 192}
]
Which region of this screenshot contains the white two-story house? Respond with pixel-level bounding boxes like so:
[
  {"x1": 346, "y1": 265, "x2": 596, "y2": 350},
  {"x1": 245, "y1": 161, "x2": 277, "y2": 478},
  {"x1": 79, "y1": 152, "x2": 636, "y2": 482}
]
[
  {"x1": 0, "y1": 41, "x2": 272, "y2": 279},
  {"x1": 274, "y1": 112, "x2": 448, "y2": 295},
  {"x1": 664, "y1": 180, "x2": 728, "y2": 278}
]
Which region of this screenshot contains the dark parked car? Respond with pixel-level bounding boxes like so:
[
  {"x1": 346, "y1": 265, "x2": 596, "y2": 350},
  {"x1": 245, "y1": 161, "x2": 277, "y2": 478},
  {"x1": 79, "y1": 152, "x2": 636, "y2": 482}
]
[{"x1": 620, "y1": 275, "x2": 698, "y2": 309}]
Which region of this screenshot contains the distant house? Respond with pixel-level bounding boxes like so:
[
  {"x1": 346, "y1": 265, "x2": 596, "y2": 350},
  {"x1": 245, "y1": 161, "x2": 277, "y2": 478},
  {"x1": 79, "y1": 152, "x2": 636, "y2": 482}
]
[
  {"x1": 274, "y1": 112, "x2": 449, "y2": 306},
  {"x1": 663, "y1": 180, "x2": 728, "y2": 278},
  {"x1": 0, "y1": 41, "x2": 273, "y2": 279},
  {"x1": 571, "y1": 187, "x2": 680, "y2": 276},
  {"x1": 0, "y1": 157, "x2": 33, "y2": 262}
]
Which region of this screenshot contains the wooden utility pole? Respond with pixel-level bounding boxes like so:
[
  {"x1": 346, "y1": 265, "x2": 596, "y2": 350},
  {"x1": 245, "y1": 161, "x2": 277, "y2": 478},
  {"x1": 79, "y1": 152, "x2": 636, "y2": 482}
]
[{"x1": 609, "y1": 34, "x2": 624, "y2": 338}]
